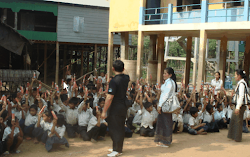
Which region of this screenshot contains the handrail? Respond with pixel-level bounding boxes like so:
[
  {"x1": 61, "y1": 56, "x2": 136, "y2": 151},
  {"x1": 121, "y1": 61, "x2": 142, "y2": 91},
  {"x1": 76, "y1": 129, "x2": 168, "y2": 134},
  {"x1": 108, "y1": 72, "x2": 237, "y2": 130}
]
[
  {"x1": 172, "y1": 4, "x2": 201, "y2": 8},
  {"x1": 208, "y1": 0, "x2": 244, "y2": 5}
]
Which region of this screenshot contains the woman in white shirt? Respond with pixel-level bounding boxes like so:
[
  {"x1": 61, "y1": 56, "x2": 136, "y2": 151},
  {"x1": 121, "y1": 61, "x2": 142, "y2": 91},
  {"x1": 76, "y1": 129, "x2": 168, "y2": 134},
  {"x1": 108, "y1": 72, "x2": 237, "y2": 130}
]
[
  {"x1": 155, "y1": 67, "x2": 177, "y2": 147},
  {"x1": 228, "y1": 69, "x2": 248, "y2": 142},
  {"x1": 211, "y1": 72, "x2": 223, "y2": 97}
]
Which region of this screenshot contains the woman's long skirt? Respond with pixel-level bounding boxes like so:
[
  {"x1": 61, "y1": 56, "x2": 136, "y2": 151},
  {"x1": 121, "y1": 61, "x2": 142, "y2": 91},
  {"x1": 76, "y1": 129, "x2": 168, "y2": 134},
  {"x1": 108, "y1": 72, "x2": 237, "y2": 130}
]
[
  {"x1": 154, "y1": 113, "x2": 172, "y2": 145},
  {"x1": 227, "y1": 105, "x2": 246, "y2": 142}
]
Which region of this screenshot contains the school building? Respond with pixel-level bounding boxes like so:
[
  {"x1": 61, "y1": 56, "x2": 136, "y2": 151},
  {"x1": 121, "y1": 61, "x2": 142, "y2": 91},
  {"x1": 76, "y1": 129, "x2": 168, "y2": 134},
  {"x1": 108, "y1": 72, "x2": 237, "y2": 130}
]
[
  {"x1": 0, "y1": 0, "x2": 124, "y2": 93},
  {"x1": 107, "y1": 0, "x2": 250, "y2": 90}
]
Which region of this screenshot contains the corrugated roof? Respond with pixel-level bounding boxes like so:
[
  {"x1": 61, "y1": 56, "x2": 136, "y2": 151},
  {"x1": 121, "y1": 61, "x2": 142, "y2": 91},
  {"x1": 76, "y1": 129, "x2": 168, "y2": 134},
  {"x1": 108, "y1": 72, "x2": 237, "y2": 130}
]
[{"x1": 44, "y1": 0, "x2": 110, "y2": 8}]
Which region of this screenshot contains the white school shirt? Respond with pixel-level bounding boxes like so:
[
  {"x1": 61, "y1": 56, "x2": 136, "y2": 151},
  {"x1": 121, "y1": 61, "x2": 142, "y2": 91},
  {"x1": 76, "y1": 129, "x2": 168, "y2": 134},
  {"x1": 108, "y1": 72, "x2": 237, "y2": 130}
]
[
  {"x1": 152, "y1": 107, "x2": 159, "y2": 119},
  {"x1": 214, "y1": 110, "x2": 226, "y2": 121},
  {"x1": 49, "y1": 125, "x2": 66, "y2": 139},
  {"x1": 141, "y1": 108, "x2": 156, "y2": 129},
  {"x1": 87, "y1": 116, "x2": 106, "y2": 132},
  {"x1": 130, "y1": 102, "x2": 141, "y2": 116},
  {"x1": 235, "y1": 79, "x2": 249, "y2": 110},
  {"x1": 98, "y1": 76, "x2": 106, "y2": 84},
  {"x1": 58, "y1": 99, "x2": 78, "y2": 125},
  {"x1": 2, "y1": 127, "x2": 20, "y2": 141},
  {"x1": 173, "y1": 113, "x2": 183, "y2": 123},
  {"x1": 35, "y1": 120, "x2": 53, "y2": 131},
  {"x1": 25, "y1": 113, "x2": 38, "y2": 126},
  {"x1": 183, "y1": 113, "x2": 191, "y2": 124},
  {"x1": 243, "y1": 107, "x2": 250, "y2": 120},
  {"x1": 93, "y1": 95, "x2": 99, "y2": 108},
  {"x1": 15, "y1": 110, "x2": 23, "y2": 121},
  {"x1": 132, "y1": 110, "x2": 142, "y2": 124},
  {"x1": 53, "y1": 102, "x2": 62, "y2": 113},
  {"x1": 78, "y1": 101, "x2": 93, "y2": 127},
  {"x1": 188, "y1": 116, "x2": 199, "y2": 128},
  {"x1": 227, "y1": 106, "x2": 233, "y2": 119},
  {"x1": 211, "y1": 79, "x2": 223, "y2": 95},
  {"x1": 203, "y1": 111, "x2": 213, "y2": 123}
]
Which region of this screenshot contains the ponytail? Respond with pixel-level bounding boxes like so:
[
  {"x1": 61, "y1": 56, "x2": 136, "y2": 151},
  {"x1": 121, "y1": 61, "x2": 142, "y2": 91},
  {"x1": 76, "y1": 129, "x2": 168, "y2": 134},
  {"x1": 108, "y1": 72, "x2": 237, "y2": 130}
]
[{"x1": 165, "y1": 67, "x2": 177, "y2": 92}]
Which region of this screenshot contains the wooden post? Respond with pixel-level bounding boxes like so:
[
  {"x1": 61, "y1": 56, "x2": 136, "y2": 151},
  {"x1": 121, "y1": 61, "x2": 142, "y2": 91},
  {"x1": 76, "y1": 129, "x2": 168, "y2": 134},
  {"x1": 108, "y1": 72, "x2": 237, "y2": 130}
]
[
  {"x1": 120, "y1": 32, "x2": 129, "y2": 60},
  {"x1": 81, "y1": 46, "x2": 84, "y2": 76},
  {"x1": 55, "y1": 42, "x2": 59, "y2": 85},
  {"x1": 94, "y1": 44, "x2": 98, "y2": 76},
  {"x1": 87, "y1": 51, "x2": 89, "y2": 72},
  {"x1": 244, "y1": 36, "x2": 250, "y2": 84},
  {"x1": 107, "y1": 32, "x2": 114, "y2": 78},
  {"x1": 192, "y1": 38, "x2": 199, "y2": 86},
  {"x1": 197, "y1": 30, "x2": 207, "y2": 92},
  {"x1": 219, "y1": 36, "x2": 228, "y2": 87},
  {"x1": 149, "y1": 35, "x2": 157, "y2": 61},
  {"x1": 184, "y1": 36, "x2": 192, "y2": 87},
  {"x1": 157, "y1": 34, "x2": 165, "y2": 84},
  {"x1": 137, "y1": 31, "x2": 144, "y2": 79},
  {"x1": 37, "y1": 44, "x2": 39, "y2": 70},
  {"x1": 44, "y1": 44, "x2": 47, "y2": 84}
]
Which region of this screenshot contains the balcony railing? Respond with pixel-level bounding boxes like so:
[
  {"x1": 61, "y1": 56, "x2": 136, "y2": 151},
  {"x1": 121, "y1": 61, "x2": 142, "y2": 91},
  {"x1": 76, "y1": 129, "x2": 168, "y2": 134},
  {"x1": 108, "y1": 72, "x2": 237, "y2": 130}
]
[{"x1": 143, "y1": 0, "x2": 249, "y2": 25}]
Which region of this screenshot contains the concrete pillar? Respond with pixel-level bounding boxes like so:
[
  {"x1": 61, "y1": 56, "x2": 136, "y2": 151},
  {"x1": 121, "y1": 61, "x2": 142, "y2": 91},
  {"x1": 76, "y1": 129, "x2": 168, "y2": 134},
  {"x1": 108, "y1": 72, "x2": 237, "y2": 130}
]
[
  {"x1": 219, "y1": 36, "x2": 228, "y2": 87},
  {"x1": 184, "y1": 36, "x2": 192, "y2": 87},
  {"x1": 244, "y1": 36, "x2": 250, "y2": 84},
  {"x1": 107, "y1": 32, "x2": 114, "y2": 78},
  {"x1": 192, "y1": 38, "x2": 199, "y2": 86},
  {"x1": 235, "y1": 41, "x2": 239, "y2": 69},
  {"x1": 120, "y1": 32, "x2": 129, "y2": 60},
  {"x1": 157, "y1": 34, "x2": 165, "y2": 84},
  {"x1": 197, "y1": 30, "x2": 207, "y2": 92},
  {"x1": 136, "y1": 31, "x2": 144, "y2": 79}
]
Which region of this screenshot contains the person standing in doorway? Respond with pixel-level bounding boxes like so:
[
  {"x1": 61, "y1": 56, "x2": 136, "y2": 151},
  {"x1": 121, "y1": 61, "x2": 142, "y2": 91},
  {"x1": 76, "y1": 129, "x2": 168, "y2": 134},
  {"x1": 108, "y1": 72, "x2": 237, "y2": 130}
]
[{"x1": 101, "y1": 60, "x2": 130, "y2": 157}]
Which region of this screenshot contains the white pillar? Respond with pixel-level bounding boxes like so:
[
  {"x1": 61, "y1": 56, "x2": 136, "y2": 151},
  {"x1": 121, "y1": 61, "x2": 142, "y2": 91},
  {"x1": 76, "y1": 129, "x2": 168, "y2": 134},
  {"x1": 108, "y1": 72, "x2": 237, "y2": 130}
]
[{"x1": 192, "y1": 38, "x2": 199, "y2": 86}]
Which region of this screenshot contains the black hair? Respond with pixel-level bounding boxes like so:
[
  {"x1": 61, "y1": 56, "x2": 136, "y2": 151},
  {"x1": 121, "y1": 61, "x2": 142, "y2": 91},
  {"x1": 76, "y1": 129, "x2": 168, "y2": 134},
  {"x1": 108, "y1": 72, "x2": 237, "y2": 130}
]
[
  {"x1": 98, "y1": 98, "x2": 105, "y2": 104},
  {"x1": 47, "y1": 101, "x2": 52, "y2": 111},
  {"x1": 60, "y1": 94, "x2": 68, "y2": 103},
  {"x1": 79, "y1": 88, "x2": 84, "y2": 93},
  {"x1": 43, "y1": 110, "x2": 53, "y2": 120},
  {"x1": 69, "y1": 97, "x2": 78, "y2": 106},
  {"x1": 30, "y1": 104, "x2": 38, "y2": 111},
  {"x1": 86, "y1": 99, "x2": 94, "y2": 108},
  {"x1": 165, "y1": 67, "x2": 177, "y2": 92},
  {"x1": 132, "y1": 82, "x2": 136, "y2": 87},
  {"x1": 92, "y1": 87, "x2": 97, "y2": 91},
  {"x1": 152, "y1": 100, "x2": 158, "y2": 106},
  {"x1": 1, "y1": 110, "x2": 8, "y2": 120},
  {"x1": 113, "y1": 60, "x2": 124, "y2": 72},
  {"x1": 93, "y1": 106, "x2": 102, "y2": 116},
  {"x1": 215, "y1": 71, "x2": 221, "y2": 78},
  {"x1": 33, "y1": 88, "x2": 37, "y2": 92},
  {"x1": 56, "y1": 114, "x2": 65, "y2": 127},
  {"x1": 206, "y1": 104, "x2": 213, "y2": 112},
  {"x1": 217, "y1": 103, "x2": 223, "y2": 109},
  {"x1": 190, "y1": 107, "x2": 199, "y2": 116},
  {"x1": 66, "y1": 79, "x2": 71, "y2": 84},
  {"x1": 88, "y1": 93, "x2": 93, "y2": 98},
  {"x1": 143, "y1": 102, "x2": 153, "y2": 109},
  {"x1": 6, "y1": 116, "x2": 18, "y2": 128},
  {"x1": 235, "y1": 69, "x2": 247, "y2": 81},
  {"x1": 196, "y1": 102, "x2": 202, "y2": 108}
]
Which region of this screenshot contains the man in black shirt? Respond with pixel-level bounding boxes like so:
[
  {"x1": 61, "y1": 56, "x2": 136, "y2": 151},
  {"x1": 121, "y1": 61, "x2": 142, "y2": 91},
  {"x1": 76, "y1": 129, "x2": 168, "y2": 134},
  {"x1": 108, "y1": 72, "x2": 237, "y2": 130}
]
[{"x1": 101, "y1": 60, "x2": 130, "y2": 157}]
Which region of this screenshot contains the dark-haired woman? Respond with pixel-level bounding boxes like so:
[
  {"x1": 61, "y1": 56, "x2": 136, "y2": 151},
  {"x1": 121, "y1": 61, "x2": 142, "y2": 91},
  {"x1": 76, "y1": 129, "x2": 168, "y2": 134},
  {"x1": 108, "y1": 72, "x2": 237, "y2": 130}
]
[
  {"x1": 154, "y1": 67, "x2": 177, "y2": 147},
  {"x1": 211, "y1": 72, "x2": 223, "y2": 98},
  {"x1": 228, "y1": 69, "x2": 248, "y2": 142}
]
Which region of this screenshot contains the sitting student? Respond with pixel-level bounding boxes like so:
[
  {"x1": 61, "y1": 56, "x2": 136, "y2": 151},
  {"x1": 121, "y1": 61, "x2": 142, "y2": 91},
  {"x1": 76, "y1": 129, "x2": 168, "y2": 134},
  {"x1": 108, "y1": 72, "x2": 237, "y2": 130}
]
[
  {"x1": 226, "y1": 104, "x2": 234, "y2": 124},
  {"x1": 140, "y1": 97, "x2": 157, "y2": 137},
  {"x1": 214, "y1": 103, "x2": 227, "y2": 129},
  {"x1": 242, "y1": 106, "x2": 250, "y2": 133},
  {"x1": 58, "y1": 94, "x2": 78, "y2": 138},
  {"x1": 188, "y1": 107, "x2": 208, "y2": 135},
  {"x1": 172, "y1": 109, "x2": 183, "y2": 133},
  {"x1": 33, "y1": 110, "x2": 53, "y2": 144},
  {"x1": 24, "y1": 104, "x2": 38, "y2": 140},
  {"x1": 46, "y1": 114, "x2": 69, "y2": 152},
  {"x1": 132, "y1": 110, "x2": 142, "y2": 134},
  {"x1": 2, "y1": 116, "x2": 23, "y2": 155},
  {"x1": 203, "y1": 104, "x2": 219, "y2": 132},
  {"x1": 98, "y1": 98, "x2": 105, "y2": 109},
  {"x1": 78, "y1": 100, "x2": 93, "y2": 141},
  {"x1": 87, "y1": 107, "x2": 108, "y2": 142},
  {"x1": 196, "y1": 103, "x2": 203, "y2": 124}
]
